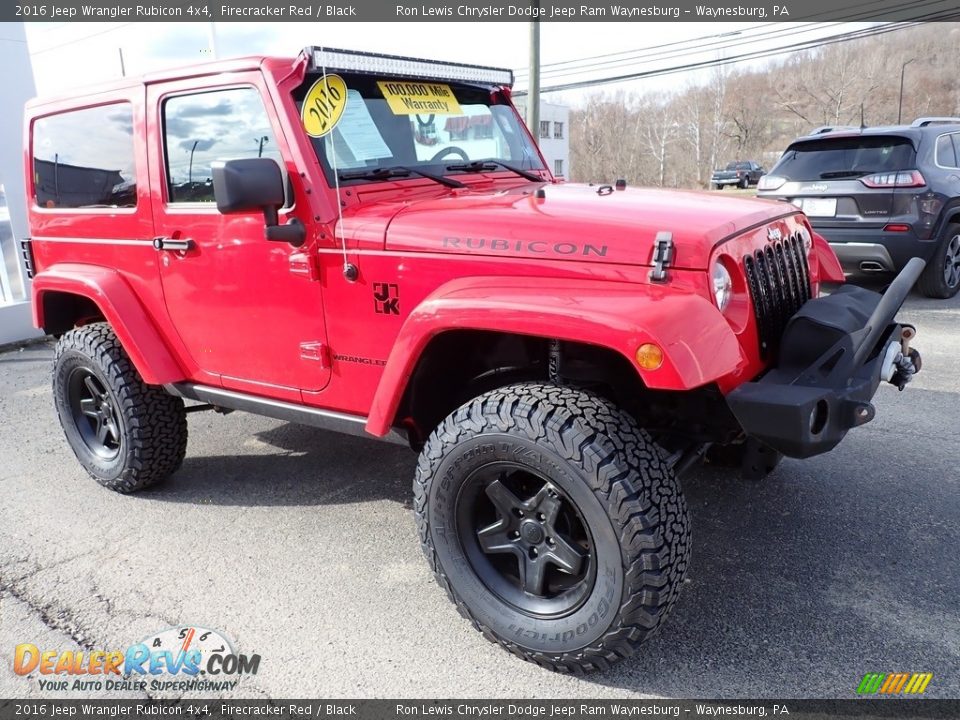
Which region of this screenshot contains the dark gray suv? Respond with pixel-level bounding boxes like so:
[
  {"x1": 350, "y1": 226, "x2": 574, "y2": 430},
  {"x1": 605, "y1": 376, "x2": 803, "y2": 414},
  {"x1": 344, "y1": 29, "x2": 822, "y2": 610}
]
[{"x1": 757, "y1": 118, "x2": 960, "y2": 298}]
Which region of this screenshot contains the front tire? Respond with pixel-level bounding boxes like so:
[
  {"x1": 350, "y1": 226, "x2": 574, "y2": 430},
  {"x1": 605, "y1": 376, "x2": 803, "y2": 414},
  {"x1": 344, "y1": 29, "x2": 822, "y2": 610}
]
[
  {"x1": 917, "y1": 223, "x2": 960, "y2": 298},
  {"x1": 414, "y1": 383, "x2": 690, "y2": 673},
  {"x1": 53, "y1": 323, "x2": 188, "y2": 493}
]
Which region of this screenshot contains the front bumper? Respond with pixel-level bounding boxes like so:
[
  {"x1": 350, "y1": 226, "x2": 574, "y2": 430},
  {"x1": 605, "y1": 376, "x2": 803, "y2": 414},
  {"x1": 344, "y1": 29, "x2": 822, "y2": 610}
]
[{"x1": 725, "y1": 258, "x2": 925, "y2": 459}]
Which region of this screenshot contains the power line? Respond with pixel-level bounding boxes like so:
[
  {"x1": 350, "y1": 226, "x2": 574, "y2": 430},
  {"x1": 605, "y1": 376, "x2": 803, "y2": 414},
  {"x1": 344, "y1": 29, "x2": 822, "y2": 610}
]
[
  {"x1": 517, "y1": 23, "x2": 847, "y2": 81},
  {"x1": 516, "y1": 17, "x2": 958, "y2": 96},
  {"x1": 515, "y1": 0, "x2": 951, "y2": 80},
  {"x1": 515, "y1": 23, "x2": 799, "y2": 76},
  {"x1": 519, "y1": 0, "x2": 912, "y2": 72},
  {"x1": 30, "y1": 23, "x2": 136, "y2": 55}
]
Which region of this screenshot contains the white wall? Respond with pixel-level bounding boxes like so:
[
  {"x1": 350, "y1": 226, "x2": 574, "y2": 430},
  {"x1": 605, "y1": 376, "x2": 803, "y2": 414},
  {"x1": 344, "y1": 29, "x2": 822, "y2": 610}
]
[
  {"x1": 516, "y1": 100, "x2": 571, "y2": 179},
  {"x1": 0, "y1": 22, "x2": 43, "y2": 344}
]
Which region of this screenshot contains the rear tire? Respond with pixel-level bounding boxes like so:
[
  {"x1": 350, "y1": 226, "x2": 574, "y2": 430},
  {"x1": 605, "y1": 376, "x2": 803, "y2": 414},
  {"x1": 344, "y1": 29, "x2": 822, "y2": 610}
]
[
  {"x1": 917, "y1": 223, "x2": 960, "y2": 299},
  {"x1": 414, "y1": 383, "x2": 690, "y2": 674},
  {"x1": 53, "y1": 323, "x2": 187, "y2": 493}
]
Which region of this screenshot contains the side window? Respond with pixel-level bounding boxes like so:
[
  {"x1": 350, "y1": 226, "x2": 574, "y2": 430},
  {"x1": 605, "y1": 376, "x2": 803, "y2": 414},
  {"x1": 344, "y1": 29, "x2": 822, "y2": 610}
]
[
  {"x1": 937, "y1": 134, "x2": 958, "y2": 168},
  {"x1": 33, "y1": 103, "x2": 136, "y2": 209},
  {"x1": 163, "y1": 87, "x2": 281, "y2": 203},
  {"x1": 951, "y1": 135, "x2": 960, "y2": 169}
]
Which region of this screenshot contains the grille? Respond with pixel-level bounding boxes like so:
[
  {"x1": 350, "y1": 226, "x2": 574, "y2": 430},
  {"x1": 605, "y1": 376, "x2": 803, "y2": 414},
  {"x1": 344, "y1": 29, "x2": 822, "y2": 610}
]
[{"x1": 743, "y1": 232, "x2": 811, "y2": 357}]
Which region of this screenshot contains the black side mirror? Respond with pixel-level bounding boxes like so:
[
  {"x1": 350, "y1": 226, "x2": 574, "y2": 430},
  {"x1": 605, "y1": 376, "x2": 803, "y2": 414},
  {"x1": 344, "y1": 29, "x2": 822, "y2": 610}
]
[{"x1": 212, "y1": 158, "x2": 305, "y2": 246}]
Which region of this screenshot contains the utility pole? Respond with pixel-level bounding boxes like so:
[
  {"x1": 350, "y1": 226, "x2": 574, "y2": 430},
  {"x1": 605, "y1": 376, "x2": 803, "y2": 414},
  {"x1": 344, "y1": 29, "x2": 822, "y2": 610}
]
[
  {"x1": 526, "y1": 9, "x2": 540, "y2": 139},
  {"x1": 898, "y1": 58, "x2": 916, "y2": 124},
  {"x1": 188, "y1": 140, "x2": 199, "y2": 186},
  {"x1": 207, "y1": 22, "x2": 219, "y2": 59}
]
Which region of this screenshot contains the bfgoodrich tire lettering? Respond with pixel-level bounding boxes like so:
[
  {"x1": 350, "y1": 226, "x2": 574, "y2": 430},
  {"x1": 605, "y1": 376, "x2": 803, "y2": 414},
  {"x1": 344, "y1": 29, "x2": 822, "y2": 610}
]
[
  {"x1": 414, "y1": 383, "x2": 690, "y2": 673},
  {"x1": 53, "y1": 323, "x2": 188, "y2": 493}
]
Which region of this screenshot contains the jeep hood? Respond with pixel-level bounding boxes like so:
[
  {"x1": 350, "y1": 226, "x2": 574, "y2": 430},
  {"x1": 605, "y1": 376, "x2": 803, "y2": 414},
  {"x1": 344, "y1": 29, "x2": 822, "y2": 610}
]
[{"x1": 374, "y1": 183, "x2": 797, "y2": 270}]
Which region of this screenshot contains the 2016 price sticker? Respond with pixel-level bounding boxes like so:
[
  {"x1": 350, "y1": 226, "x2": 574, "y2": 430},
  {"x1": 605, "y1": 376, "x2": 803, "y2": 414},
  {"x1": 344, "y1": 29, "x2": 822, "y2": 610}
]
[{"x1": 301, "y1": 74, "x2": 348, "y2": 137}]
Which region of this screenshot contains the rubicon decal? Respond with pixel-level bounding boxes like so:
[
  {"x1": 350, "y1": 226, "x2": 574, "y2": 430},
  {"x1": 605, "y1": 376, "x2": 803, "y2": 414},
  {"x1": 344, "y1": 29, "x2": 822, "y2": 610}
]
[
  {"x1": 442, "y1": 237, "x2": 609, "y2": 257},
  {"x1": 13, "y1": 626, "x2": 259, "y2": 693},
  {"x1": 856, "y1": 672, "x2": 933, "y2": 695}
]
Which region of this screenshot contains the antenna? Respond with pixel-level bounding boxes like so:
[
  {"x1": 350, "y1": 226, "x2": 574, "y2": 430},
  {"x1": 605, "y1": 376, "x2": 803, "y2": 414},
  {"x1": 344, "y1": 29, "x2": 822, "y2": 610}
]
[
  {"x1": 316, "y1": 47, "x2": 357, "y2": 282},
  {"x1": 860, "y1": 103, "x2": 866, "y2": 130}
]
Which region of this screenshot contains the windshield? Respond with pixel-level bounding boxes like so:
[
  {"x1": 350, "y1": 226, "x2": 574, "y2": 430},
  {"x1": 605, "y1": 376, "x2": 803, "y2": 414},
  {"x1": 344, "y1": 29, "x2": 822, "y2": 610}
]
[
  {"x1": 294, "y1": 73, "x2": 544, "y2": 184},
  {"x1": 772, "y1": 136, "x2": 916, "y2": 181}
]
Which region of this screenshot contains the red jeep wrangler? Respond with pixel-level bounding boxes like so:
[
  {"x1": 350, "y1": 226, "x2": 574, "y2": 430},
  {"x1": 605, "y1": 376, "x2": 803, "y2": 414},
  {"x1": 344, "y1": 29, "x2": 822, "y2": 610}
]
[{"x1": 23, "y1": 48, "x2": 923, "y2": 673}]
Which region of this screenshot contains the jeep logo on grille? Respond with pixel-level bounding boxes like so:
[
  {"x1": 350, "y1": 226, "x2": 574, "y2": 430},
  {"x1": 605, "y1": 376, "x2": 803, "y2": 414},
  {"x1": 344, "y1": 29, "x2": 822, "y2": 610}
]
[{"x1": 767, "y1": 227, "x2": 783, "y2": 242}]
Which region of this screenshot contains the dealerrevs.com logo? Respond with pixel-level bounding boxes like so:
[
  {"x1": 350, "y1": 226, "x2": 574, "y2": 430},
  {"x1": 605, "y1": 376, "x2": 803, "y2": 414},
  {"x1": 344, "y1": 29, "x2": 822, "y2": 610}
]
[
  {"x1": 13, "y1": 626, "x2": 260, "y2": 693},
  {"x1": 856, "y1": 672, "x2": 934, "y2": 695}
]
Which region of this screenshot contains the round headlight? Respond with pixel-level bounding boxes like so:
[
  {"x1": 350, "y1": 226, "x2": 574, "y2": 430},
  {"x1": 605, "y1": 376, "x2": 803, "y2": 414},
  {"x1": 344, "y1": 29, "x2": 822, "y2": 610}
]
[
  {"x1": 798, "y1": 225, "x2": 813, "y2": 252},
  {"x1": 712, "y1": 261, "x2": 733, "y2": 312}
]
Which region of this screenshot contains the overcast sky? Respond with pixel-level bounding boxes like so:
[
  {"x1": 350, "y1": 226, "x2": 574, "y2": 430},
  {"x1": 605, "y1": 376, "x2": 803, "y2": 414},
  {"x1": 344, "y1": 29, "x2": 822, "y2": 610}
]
[{"x1": 23, "y1": 21, "x2": 878, "y2": 105}]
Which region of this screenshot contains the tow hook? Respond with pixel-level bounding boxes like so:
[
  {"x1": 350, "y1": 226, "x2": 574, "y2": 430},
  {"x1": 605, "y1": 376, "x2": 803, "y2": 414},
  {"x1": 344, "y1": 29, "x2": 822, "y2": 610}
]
[{"x1": 880, "y1": 325, "x2": 922, "y2": 391}]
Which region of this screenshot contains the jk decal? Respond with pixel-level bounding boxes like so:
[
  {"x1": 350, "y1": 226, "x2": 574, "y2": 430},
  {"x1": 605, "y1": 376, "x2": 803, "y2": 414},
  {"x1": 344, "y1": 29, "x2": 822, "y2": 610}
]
[{"x1": 373, "y1": 282, "x2": 400, "y2": 315}]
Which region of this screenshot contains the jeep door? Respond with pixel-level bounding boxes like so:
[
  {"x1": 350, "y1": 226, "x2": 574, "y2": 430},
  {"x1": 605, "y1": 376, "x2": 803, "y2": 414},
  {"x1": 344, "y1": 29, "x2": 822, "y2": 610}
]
[{"x1": 146, "y1": 74, "x2": 330, "y2": 397}]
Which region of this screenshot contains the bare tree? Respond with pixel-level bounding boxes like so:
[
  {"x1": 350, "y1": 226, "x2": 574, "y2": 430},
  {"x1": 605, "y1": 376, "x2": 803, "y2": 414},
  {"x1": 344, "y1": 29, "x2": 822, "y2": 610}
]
[{"x1": 568, "y1": 23, "x2": 960, "y2": 188}]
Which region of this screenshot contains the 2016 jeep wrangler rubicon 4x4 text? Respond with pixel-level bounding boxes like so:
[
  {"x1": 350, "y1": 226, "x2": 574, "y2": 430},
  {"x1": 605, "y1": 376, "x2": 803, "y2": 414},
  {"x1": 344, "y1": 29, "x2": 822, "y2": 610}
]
[{"x1": 23, "y1": 48, "x2": 924, "y2": 674}]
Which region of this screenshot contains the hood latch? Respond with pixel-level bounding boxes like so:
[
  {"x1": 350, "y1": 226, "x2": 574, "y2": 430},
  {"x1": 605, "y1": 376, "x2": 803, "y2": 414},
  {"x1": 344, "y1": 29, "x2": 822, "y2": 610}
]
[{"x1": 649, "y1": 231, "x2": 675, "y2": 282}]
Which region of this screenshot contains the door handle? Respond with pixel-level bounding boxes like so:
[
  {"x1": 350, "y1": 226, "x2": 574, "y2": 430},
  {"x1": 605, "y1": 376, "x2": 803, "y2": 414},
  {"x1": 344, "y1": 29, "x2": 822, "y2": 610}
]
[{"x1": 153, "y1": 237, "x2": 195, "y2": 251}]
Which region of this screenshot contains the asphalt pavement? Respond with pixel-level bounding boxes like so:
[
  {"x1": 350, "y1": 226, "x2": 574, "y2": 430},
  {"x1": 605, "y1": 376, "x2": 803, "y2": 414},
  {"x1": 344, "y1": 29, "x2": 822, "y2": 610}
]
[{"x1": 1, "y1": 285, "x2": 958, "y2": 700}]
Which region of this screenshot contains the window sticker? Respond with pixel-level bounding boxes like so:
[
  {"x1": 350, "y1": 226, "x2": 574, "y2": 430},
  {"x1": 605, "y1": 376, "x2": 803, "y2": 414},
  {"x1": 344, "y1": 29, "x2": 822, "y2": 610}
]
[
  {"x1": 376, "y1": 81, "x2": 463, "y2": 115},
  {"x1": 302, "y1": 74, "x2": 348, "y2": 137},
  {"x1": 331, "y1": 90, "x2": 393, "y2": 164}
]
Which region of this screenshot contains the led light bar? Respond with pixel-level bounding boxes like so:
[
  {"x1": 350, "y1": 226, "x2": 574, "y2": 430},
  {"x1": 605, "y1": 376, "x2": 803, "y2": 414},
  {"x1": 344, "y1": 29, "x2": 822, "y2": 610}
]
[{"x1": 306, "y1": 47, "x2": 513, "y2": 86}]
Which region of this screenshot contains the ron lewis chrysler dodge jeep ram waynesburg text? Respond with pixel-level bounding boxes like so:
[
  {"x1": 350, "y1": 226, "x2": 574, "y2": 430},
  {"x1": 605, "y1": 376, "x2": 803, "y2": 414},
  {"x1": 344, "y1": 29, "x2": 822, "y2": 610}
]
[{"x1": 22, "y1": 48, "x2": 925, "y2": 674}]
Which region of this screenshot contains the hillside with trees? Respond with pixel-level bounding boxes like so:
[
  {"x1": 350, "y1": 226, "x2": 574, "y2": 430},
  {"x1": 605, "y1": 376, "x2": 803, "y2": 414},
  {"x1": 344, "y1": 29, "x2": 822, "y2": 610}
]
[{"x1": 569, "y1": 23, "x2": 960, "y2": 187}]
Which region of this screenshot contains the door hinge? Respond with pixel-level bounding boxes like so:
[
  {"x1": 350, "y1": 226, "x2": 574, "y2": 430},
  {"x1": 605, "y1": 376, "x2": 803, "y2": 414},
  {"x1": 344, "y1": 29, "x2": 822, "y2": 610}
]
[
  {"x1": 289, "y1": 251, "x2": 319, "y2": 281},
  {"x1": 299, "y1": 341, "x2": 330, "y2": 368}
]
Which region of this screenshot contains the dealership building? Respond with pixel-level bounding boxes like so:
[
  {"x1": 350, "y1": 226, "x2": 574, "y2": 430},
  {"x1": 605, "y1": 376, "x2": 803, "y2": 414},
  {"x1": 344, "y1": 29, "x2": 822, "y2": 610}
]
[
  {"x1": 0, "y1": 23, "x2": 41, "y2": 344},
  {"x1": 515, "y1": 100, "x2": 571, "y2": 179}
]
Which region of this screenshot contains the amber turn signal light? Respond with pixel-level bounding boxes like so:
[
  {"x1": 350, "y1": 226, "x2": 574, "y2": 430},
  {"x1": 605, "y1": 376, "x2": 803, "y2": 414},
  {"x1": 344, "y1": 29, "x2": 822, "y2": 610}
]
[{"x1": 635, "y1": 343, "x2": 663, "y2": 370}]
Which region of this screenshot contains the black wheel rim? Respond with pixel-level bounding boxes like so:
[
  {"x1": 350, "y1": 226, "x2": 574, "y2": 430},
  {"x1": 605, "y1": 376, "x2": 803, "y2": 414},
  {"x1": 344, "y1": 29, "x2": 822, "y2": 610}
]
[
  {"x1": 456, "y1": 461, "x2": 595, "y2": 618},
  {"x1": 67, "y1": 368, "x2": 122, "y2": 460}
]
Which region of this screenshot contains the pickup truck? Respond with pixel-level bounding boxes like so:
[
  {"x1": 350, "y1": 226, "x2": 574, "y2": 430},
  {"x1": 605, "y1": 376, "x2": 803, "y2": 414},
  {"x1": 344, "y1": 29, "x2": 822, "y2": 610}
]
[
  {"x1": 23, "y1": 47, "x2": 924, "y2": 674},
  {"x1": 712, "y1": 161, "x2": 765, "y2": 189}
]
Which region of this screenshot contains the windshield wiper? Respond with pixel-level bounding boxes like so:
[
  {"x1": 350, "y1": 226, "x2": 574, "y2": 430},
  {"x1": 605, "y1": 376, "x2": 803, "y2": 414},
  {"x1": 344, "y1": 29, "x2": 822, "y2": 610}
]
[
  {"x1": 338, "y1": 166, "x2": 465, "y2": 189},
  {"x1": 819, "y1": 170, "x2": 871, "y2": 179},
  {"x1": 446, "y1": 160, "x2": 543, "y2": 182}
]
